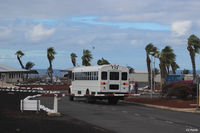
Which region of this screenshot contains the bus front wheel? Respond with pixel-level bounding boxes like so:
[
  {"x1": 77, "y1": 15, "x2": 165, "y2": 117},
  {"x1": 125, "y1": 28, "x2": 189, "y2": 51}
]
[
  {"x1": 108, "y1": 97, "x2": 119, "y2": 105},
  {"x1": 69, "y1": 89, "x2": 74, "y2": 101}
]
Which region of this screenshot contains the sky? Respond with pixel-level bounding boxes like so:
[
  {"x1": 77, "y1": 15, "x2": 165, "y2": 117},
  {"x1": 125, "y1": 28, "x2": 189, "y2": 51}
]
[{"x1": 0, "y1": 0, "x2": 200, "y2": 70}]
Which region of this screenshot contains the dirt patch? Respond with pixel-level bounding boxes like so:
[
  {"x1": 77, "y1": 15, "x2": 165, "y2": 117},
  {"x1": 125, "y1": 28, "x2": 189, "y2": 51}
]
[
  {"x1": 0, "y1": 111, "x2": 115, "y2": 133},
  {"x1": 125, "y1": 97, "x2": 197, "y2": 108}
]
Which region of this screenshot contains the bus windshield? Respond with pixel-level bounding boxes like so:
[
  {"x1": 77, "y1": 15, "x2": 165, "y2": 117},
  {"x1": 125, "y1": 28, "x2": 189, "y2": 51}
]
[{"x1": 110, "y1": 72, "x2": 119, "y2": 80}]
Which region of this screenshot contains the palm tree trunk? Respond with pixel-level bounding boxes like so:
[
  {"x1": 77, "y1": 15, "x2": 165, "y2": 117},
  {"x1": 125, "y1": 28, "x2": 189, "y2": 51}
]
[
  {"x1": 48, "y1": 58, "x2": 53, "y2": 83},
  {"x1": 187, "y1": 45, "x2": 196, "y2": 80},
  {"x1": 171, "y1": 64, "x2": 176, "y2": 74},
  {"x1": 146, "y1": 53, "x2": 151, "y2": 89},
  {"x1": 191, "y1": 54, "x2": 196, "y2": 80},
  {"x1": 17, "y1": 56, "x2": 24, "y2": 69},
  {"x1": 166, "y1": 66, "x2": 169, "y2": 74},
  {"x1": 159, "y1": 58, "x2": 167, "y2": 93},
  {"x1": 72, "y1": 59, "x2": 76, "y2": 67},
  {"x1": 50, "y1": 61, "x2": 53, "y2": 83}
]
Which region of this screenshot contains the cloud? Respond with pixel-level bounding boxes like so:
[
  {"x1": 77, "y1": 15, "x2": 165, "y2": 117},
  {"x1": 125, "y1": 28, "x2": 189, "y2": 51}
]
[
  {"x1": 171, "y1": 21, "x2": 192, "y2": 37},
  {"x1": 0, "y1": 26, "x2": 12, "y2": 39},
  {"x1": 130, "y1": 40, "x2": 143, "y2": 47},
  {"x1": 27, "y1": 23, "x2": 55, "y2": 42}
]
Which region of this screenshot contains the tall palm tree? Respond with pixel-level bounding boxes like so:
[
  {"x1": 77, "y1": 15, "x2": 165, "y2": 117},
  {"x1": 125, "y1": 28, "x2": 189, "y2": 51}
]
[
  {"x1": 97, "y1": 58, "x2": 110, "y2": 65},
  {"x1": 161, "y1": 46, "x2": 176, "y2": 74},
  {"x1": 47, "y1": 47, "x2": 56, "y2": 83},
  {"x1": 145, "y1": 43, "x2": 158, "y2": 89},
  {"x1": 82, "y1": 49, "x2": 93, "y2": 66},
  {"x1": 159, "y1": 46, "x2": 176, "y2": 90},
  {"x1": 70, "y1": 53, "x2": 77, "y2": 67},
  {"x1": 187, "y1": 34, "x2": 200, "y2": 80},
  {"x1": 15, "y1": 50, "x2": 25, "y2": 69}
]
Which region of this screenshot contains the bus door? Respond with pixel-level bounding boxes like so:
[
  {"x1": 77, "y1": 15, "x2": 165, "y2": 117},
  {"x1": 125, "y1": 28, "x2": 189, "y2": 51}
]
[{"x1": 108, "y1": 70, "x2": 121, "y2": 92}]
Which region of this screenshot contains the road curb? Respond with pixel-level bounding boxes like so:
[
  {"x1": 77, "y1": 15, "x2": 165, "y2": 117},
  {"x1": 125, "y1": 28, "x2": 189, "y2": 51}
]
[{"x1": 121, "y1": 100, "x2": 200, "y2": 114}]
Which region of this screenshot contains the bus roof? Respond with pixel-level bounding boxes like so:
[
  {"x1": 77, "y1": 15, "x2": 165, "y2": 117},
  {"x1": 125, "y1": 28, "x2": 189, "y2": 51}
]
[{"x1": 61, "y1": 65, "x2": 128, "y2": 72}]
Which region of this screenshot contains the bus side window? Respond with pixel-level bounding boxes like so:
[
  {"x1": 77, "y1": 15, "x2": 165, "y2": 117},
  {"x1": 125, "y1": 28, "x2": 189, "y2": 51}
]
[
  {"x1": 86, "y1": 72, "x2": 89, "y2": 80},
  {"x1": 101, "y1": 71, "x2": 107, "y2": 80},
  {"x1": 96, "y1": 72, "x2": 98, "y2": 80},
  {"x1": 89, "y1": 72, "x2": 91, "y2": 80},
  {"x1": 92, "y1": 72, "x2": 94, "y2": 80},
  {"x1": 94, "y1": 71, "x2": 98, "y2": 80},
  {"x1": 91, "y1": 72, "x2": 93, "y2": 80},
  {"x1": 83, "y1": 72, "x2": 87, "y2": 80}
]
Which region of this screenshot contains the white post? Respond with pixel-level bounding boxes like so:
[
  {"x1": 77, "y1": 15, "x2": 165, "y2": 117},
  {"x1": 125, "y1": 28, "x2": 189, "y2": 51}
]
[
  {"x1": 154, "y1": 56, "x2": 156, "y2": 92},
  {"x1": 197, "y1": 83, "x2": 199, "y2": 110},
  {"x1": 151, "y1": 55, "x2": 153, "y2": 98},
  {"x1": 53, "y1": 94, "x2": 58, "y2": 113}
]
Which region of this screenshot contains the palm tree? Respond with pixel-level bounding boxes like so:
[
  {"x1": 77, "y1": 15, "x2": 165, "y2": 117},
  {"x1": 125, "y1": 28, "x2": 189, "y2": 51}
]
[
  {"x1": 25, "y1": 61, "x2": 35, "y2": 79},
  {"x1": 171, "y1": 61, "x2": 179, "y2": 74},
  {"x1": 187, "y1": 34, "x2": 200, "y2": 80},
  {"x1": 15, "y1": 50, "x2": 25, "y2": 69},
  {"x1": 25, "y1": 61, "x2": 35, "y2": 70},
  {"x1": 70, "y1": 53, "x2": 77, "y2": 67},
  {"x1": 145, "y1": 43, "x2": 158, "y2": 88},
  {"x1": 82, "y1": 49, "x2": 93, "y2": 66},
  {"x1": 161, "y1": 46, "x2": 176, "y2": 74},
  {"x1": 159, "y1": 46, "x2": 177, "y2": 90},
  {"x1": 127, "y1": 66, "x2": 134, "y2": 73},
  {"x1": 97, "y1": 58, "x2": 110, "y2": 65},
  {"x1": 47, "y1": 47, "x2": 56, "y2": 83}
]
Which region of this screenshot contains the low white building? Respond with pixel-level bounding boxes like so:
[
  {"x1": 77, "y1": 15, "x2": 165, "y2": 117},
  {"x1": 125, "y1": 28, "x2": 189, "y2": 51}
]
[
  {"x1": 129, "y1": 70, "x2": 161, "y2": 83},
  {"x1": 0, "y1": 64, "x2": 28, "y2": 83}
]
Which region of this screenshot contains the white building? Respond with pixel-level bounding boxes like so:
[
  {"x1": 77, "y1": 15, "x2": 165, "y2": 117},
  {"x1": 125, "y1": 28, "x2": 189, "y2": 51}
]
[
  {"x1": 0, "y1": 64, "x2": 28, "y2": 83},
  {"x1": 129, "y1": 70, "x2": 161, "y2": 83}
]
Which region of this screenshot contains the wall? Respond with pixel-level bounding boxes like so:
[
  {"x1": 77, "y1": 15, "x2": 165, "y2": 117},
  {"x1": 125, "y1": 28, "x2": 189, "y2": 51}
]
[{"x1": 129, "y1": 73, "x2": 161, "y2": 83}]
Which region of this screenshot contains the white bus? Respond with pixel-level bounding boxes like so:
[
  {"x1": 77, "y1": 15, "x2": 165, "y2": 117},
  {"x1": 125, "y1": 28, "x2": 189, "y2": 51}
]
[{"x1": 68, "y1": 65, "x2": 129, "y2": 104}]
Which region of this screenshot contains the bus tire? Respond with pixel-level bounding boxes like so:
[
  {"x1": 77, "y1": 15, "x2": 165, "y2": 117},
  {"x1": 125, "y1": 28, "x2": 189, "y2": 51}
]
[
  {"x1": 108, "y1": 97, "x2": 119, "y2": 105},
  {"x1": 86, "y1": 89, "x2": 90, "y2": 95},
  {"x1": 69, "y1": 89, "x2": 74, "y2": 101},
  {"x1": 86, "y1": 89, "x2": 96, "y2": 103}
]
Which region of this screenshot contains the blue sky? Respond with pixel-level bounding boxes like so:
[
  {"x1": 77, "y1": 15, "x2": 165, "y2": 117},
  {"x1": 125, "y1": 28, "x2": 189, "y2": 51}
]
[{"x1": 0, "y1": 0, "x2": 200, "y2": 70}]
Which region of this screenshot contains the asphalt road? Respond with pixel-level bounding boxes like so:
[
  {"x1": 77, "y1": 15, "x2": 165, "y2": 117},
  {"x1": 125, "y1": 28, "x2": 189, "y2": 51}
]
[{"x1": 40, "y1": 97, "x2": 200, "y2": 133}]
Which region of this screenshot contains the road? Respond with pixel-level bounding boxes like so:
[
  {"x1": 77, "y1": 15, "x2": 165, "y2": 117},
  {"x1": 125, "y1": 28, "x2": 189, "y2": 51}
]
[{"x1": 40, "y1": 97, "x2": 200, "y2": 133}]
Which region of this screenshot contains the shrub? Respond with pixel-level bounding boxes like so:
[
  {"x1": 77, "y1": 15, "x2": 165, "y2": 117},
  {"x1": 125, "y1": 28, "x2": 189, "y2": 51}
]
[{"x1": 165, "y1": 81, "x2": 197, "y2": 99}]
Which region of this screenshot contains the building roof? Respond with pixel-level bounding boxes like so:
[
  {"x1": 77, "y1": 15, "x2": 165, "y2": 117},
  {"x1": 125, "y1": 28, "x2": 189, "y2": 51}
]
[
  {"x1": 0, "y1": 64, "x2": 28, "y2": 73},
  {"x1": 134, "y1": 70, "x2": 148, "y2": 73}
]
